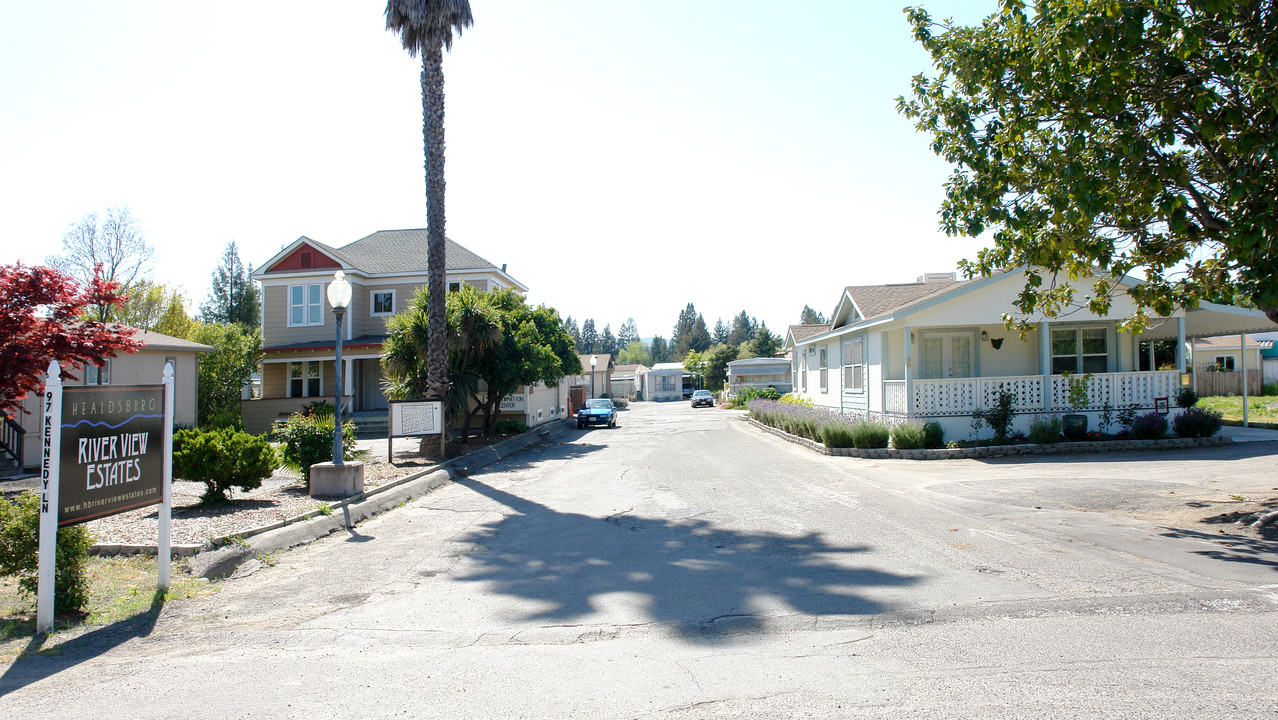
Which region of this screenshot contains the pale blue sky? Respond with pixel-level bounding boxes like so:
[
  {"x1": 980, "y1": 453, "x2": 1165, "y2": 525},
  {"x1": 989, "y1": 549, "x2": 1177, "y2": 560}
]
[{"x1": 0, "y1": 0, "x2": 995, "y2": 339}]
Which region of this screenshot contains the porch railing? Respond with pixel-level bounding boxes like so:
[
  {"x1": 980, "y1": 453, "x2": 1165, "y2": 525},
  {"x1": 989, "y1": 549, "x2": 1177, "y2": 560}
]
[
  {"x1": 904, "y1": 370, "x2": 1180, "y2": 417},
  {"x1": 1, "y1": 415, "x2": 24, "y2": 468}
]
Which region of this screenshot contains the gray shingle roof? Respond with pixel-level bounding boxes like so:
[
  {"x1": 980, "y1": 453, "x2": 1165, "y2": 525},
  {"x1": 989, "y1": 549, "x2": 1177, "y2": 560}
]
[
  {"x1": 787, "y1": 324, "x2": 829, "y2": 343},
  {"x1": 844, "y1": 279, "x2": 968, "y2": 322},
  {"x1": 338, "y1": 230, "x2": 498, "y2": 274}
]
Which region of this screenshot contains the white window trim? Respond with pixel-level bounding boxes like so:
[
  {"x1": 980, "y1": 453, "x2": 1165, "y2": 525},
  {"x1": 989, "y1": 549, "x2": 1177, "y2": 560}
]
[
  {"x1": 83, "y1": 359, "x2": 111, "y2": 386},
  {"x1": 1051, "y1": 326, "x2": 1109, "y2": 375},
  {"x1": 288, "y1": 283, "x2": 326, "y2": 327},
  {"x1": 842, "y1": 337, "x2": 865, "y2": 394},
  {"x1": 819, "y1": 347, "x2": 828, "y2": 393},
  {"x1": 370, "y1": 289, "x2": 396, "y2": 317}
]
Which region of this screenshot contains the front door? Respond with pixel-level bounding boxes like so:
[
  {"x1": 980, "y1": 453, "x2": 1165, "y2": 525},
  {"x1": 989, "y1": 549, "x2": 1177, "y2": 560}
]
[{"x1": 921, "y1": 332, "x2": 975, "y2": 380}]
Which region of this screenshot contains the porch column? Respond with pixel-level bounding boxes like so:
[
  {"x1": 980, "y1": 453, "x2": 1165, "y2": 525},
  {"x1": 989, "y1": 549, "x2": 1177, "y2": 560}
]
[
  {"x1": 1190, "y1": 337, "x2": 1198, "y2": 394},
  {"x1": 903, "y1": 326, "x2": 912, "y2": 418},
  {"x1": 1176, "y1": 316, "x2": 1185, "y2": 372},
  {"x1": 1039, "y1": 321, "x2": 1051, "y2": 410},
  {"x1": 1241, "y1": 332, "x2": 1249, "y2": 427}
]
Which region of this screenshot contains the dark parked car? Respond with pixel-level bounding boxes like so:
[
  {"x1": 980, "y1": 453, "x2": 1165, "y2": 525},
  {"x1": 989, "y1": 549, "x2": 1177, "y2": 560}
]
[
  {"x1": 577, "y1": 398, "x2": 617, "y2": 429},
  {"x1": 691, "y1": 390, "x2": 714, "y2": 408}
]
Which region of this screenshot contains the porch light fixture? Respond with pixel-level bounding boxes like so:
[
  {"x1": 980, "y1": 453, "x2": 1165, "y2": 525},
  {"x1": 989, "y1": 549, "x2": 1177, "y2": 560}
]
[
  {"x1": 327, "y1": 270, "x2": 352, "y2": 465},
  {"x1": 981, "y1": 330, "x2": 988, "y2": 341}
]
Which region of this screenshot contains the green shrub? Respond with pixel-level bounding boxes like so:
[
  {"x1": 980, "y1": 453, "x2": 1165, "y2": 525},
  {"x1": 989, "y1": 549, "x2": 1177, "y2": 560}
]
[
  {"x1": 1174, "y1": 386, "x2": 1198, "y2": 409},
  {"x1": 890, "y1": 422, "x2": 928, "y2": 449},
  {"x1": 980, "y1": 389, "x2": 1017, "y2": 440},
  {"x1": 0, "y1": 492, "x2": 93, "y2": 614},
  {"x1": 1028, "y1": 415, "x2": 1062, "y2": 444},
  {"x1": 1130, "y1": 412, "x2": 1169, "y2": 440},
  {"x1": 303, "y1": 400, "x2": 336, "y2": 416},
  {"x1": 493, "y1": 419, "x2": 529, "y2": 435},
  {"x1": 779, "y1": 393, "x2": 814, "y2": 407},
  {"x1": 738, "y1": 386, "x2": 781, "y2": 403},
  {"x1": 820, "y1": 423, "x2": 857, "y2": 448},
  {"x1": 1172, "y1": 407, "x2": 1223, "y2": 438},
  {"x1": 611, "y1": 397, "x2": 629, "y2": 409},
  {"x1": 276, "y1": 411, "x2": 358, "y2": 485},
  {"x1": 174, "y1": 427, "x2": 279, "y2": 503},
  {"x1": 850, "y1": 421, "x2": 890, "y2": 449},
  {"x1": 923, "y1": 421, "x2": 945, "y2": 448}
]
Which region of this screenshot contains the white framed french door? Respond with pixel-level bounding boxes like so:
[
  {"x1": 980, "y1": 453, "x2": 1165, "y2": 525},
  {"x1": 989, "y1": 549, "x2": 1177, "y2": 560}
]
[{"x1": 920, "y1": 331, "x2": 975, "y2": 380}]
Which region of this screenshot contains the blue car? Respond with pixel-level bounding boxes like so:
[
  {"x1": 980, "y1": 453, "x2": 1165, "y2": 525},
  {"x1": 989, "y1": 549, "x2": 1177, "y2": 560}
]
[{"x1": 577, "y1": 398, "x2": 617, "y2": 429}]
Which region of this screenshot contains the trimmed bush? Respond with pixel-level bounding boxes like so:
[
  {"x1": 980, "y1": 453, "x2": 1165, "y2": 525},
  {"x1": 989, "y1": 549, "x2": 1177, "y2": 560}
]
[
  {"x1": 738, "y1": 386, "x2": 782, "y2": 403},
  {"x1": 890, "y1": 422, "x2": 927, "y2": 449},
  {"x1": 611, "y1": 397, "x2": 629, "y2": 409},
  {"x1": 493, "y1": 419, "x2": 529, "y2": 435},
  {"x1": 174, "y1": 427, "x2": 279, "y2": 503},
  {"x1": 1028, "y1": 415, "x2": 1062, "y2": 444},
  {"x1": 981, "y1": 389, "x2": 1017, "y2": 439},
  {"x1": 276, "y1": 411, "x2": 359, "y2": 485},
  {"x1": 923, "y1": 421, "x2": 945, "y2": 449},
  {"x1": 1172, "y1": 407, "x2": 1222, "y2": 438},
  {"x1": 1130, "y1": 412, "x2": 1169, "y2": 440},
  {"x1": 1174, "y1": 386, "x2": 1198, "y2": 409},
  {"x1": 0, "y1": 492, "x2": 93, "y2": 613},
  {"x1": 779, "y1": 393, "x2": 814, "y2": 407},
  {"x1": 850, "y1": 421, "x2": 890, "y2": 449}
]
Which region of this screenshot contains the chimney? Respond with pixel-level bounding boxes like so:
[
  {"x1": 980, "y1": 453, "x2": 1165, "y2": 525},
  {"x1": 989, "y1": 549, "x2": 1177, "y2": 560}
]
[{"x1": 916, "y1": 272, "x2": 957, "y2": 283}]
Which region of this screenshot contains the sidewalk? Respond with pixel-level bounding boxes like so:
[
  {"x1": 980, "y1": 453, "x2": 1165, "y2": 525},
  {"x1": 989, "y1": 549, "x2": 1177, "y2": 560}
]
[{"x1": 1219, "y1": 424, "x2": 1278, "y2": 443}]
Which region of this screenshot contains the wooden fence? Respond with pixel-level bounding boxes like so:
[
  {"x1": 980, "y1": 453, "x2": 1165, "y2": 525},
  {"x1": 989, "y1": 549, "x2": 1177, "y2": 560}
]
[{"x1": 1192, "y1": 366, "x2": 1263, "y2": 397}]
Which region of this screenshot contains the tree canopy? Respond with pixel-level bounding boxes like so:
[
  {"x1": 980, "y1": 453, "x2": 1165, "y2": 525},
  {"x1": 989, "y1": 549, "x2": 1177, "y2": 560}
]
[
  {"x1": 201, "y1": 241, "x2": 260, "y2": 329},
  {"x1": 800, "y1": 305, "x2": 828, "y2": 325},
  {"x1": 0, "y1": 264, "x2": 139, "y2": 414},
  {"x1": 899, "y1": 1, "x2": 1278, "y2": 329},
  {"x1": 47, "y1": 207, "x2": 154, "y2": 322},
  {"x1": 672, "y1": 303, "x2": 712, "y2": 358},
  {"x1": 382, "y1": 286, "x2": 580, "y2": 437},
  {"x1": 192, "y1": 323, "x2": 262, "y2": 428}
]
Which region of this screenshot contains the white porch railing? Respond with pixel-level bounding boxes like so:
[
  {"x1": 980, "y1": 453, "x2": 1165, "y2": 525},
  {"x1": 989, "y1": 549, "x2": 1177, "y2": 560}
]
[
  {"x1": 902, "y1": 370, "x2": 1180, "y2": 417},
  {"x1": 883, "y1": 380, "x2": 907, "y2": 414}
]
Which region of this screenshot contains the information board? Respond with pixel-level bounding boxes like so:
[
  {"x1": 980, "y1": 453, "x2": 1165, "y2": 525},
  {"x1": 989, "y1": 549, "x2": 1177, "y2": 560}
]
[
  {"x1": 58, "y1": 385, "x2": 165, "y2": 527},
  {"x1": 389, "y1": 399, "x2": 443, "y2": 437}
]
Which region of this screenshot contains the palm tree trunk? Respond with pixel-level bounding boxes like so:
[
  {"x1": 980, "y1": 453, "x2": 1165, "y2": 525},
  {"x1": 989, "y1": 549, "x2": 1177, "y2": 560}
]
[{"x1": 421, "y1": 47, "x2": 449, "y2": 407}]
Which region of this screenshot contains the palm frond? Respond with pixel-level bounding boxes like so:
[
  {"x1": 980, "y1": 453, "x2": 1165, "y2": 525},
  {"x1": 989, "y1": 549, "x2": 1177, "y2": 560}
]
[{"x1": 385, "y1": 0, "x2": 473, "y2": 55}]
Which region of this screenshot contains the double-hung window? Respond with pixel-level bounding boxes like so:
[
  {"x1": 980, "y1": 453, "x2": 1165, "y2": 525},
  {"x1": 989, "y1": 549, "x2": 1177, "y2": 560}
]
[
  {"x1": 83, "y1": 361, "x2": 111, "y2": 386},
  {"x1": 1214, "y1": 355, "x2": 1235, "y2": 371},
  {"x1": 1051, "y1": 327, "x2": 1108, "y2": 374},
  {"x1": 289, "y1": 283, "x2": 324, "y2": 327},
  {"x1": 289, "y1": 361, "x2": 322, "y2": 398},
  {"x1": 842, "y1": 337, "x2": 864, "y2": 393},
  {"x1": 819, "y1": 347, "x2": 828, "y2": 392}
]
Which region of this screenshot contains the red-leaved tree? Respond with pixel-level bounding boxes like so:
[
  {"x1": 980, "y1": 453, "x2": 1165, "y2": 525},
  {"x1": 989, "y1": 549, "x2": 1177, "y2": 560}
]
[{"x1": 0, "y1": 263, "x2": 140, "y2": 415}]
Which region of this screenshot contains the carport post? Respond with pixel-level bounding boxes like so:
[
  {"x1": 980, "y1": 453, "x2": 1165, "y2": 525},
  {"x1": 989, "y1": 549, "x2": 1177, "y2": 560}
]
[{"x1": 1241, "y1": 332, "x2": 1249, "y2": 427}]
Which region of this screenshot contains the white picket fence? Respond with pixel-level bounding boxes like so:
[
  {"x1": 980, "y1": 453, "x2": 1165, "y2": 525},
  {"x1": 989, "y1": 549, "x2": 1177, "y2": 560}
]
[{"x1": 891, "y1": 370, "x2": 1180, "y2": 417}]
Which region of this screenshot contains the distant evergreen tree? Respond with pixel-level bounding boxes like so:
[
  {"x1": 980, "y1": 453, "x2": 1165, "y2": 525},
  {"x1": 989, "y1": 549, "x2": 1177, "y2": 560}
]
[
  {"x1": 201, "y1": 241, "x2": 260, "y2": 329},
  {"x1": 581, "y1": 318, "x2": 598, "y2": 353},
  {"x1": 712, "y1": 318, "x2": 729, "y2": 344},
  {"x1": 563, "y1": 316, "x2": 582, "y2": 353},
  {"x1": 728, "y1": 310, "x2": 758, "y2": 346},
  {"x1": 672, "y1": 303, "x2": 712, "y2": 358},
  {"x1": 748, "y1": 325, "x2": 781, "y2": 358},
  {"x1": 800, "y1": 305, "x2": 828, "y2": 325},
  {"x1": 618, "y1": 318, "x2": 640, "y2": 346},
  {"x1": 598, "y1": 324, "x2": 618, "y2": 355},
  {"x1": 650, "y1": 336, "x2": 670, "y2": 364}
]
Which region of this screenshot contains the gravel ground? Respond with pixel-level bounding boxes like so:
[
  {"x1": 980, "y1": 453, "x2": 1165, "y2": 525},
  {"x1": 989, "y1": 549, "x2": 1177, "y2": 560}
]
[{"x1": 2, "y1": 435, "x2": 500, "y2": 548}]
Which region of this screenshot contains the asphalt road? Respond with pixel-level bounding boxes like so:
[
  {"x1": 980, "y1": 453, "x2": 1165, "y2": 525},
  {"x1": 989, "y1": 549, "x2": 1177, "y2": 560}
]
[{"x1": 3, "y1": 402, "x2": 1276, "y2": 718}]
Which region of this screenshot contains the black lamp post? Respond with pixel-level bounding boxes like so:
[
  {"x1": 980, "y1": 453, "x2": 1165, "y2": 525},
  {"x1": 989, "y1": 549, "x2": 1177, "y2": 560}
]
[
  {"x1": 590, "y1": 354, "x2": 597, "y2": 398},
  {"x1": 327, "y1": 270, "x2": 352, "y2": 465}
]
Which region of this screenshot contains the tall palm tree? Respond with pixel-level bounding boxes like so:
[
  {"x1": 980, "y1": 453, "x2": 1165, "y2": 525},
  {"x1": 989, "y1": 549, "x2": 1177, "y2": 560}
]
[{"x1": 385, "y1": 0, "x2": 473, "y2": 421}]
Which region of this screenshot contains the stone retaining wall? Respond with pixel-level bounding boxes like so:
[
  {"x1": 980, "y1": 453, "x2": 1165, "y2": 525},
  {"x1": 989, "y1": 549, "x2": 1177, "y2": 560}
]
[{"x1": 743, "y1": 417, "x2": 1231, "y2": 460}]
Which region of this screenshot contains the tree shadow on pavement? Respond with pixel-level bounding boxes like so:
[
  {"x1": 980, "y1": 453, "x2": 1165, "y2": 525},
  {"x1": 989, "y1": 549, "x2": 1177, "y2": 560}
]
[
  {"x1": 451, "y1": 477, "x2": 920, "y2": 644},
  {"x1": 0, "y1": 591, "x2": 165, "y2": 697},
  {"x1": 1157, "y1": 527, "x2": 1278, "y2": 570}
]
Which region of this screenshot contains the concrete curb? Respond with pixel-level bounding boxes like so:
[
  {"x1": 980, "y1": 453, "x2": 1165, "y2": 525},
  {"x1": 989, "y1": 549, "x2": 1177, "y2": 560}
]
[
  {"x1": 743, "y1": 416, "x2": 1233, "y2": 459},
  {"x1": 94, "y1": 420, "x2": 575, "y2": 579}
]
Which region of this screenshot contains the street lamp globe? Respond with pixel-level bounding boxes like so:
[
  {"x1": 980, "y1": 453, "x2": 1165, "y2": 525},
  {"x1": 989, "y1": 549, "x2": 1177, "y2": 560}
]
[{"x1": 327, "y1": 270, "x2": 352, "y2": 310}]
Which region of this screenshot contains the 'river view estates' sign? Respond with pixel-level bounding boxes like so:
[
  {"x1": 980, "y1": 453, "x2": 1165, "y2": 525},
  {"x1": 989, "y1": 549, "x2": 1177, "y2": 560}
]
[{"x1": 38, "y1": 360, "x2": 174, "y2": 633}]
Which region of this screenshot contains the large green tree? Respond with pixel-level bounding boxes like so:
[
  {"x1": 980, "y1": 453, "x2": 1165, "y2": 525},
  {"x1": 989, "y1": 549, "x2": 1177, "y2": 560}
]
[
  {"x1": 580, "y1": 318, "x2": 598, "y2": 353},
  {"x1": 192, "y1": 323, "x2": 262, "y2": 428},
  {"x1": 727, "y1": 311, "x2": 758, "y2": 346},
  {"x1": 701, "y1": 343, "x2": 738, "y2": 392},
  {"x1": 672, "y1": 303, "x2": 712, "y2": 358},
  {"x1": 899, "y1": 1, "x2": 1278, "y2": 330},
  {"x1": 382, "y1": 287, "x2": 580, "y2": 439},
  {"x1": 200, "y1": 241, "x2": 260, "y2": 329},
  {"x1": 616, "y1": 340, "x2": 652, "y2": 367},
  {"x1": 385, "y1": 0, "x2": 474, "y2": 410}
]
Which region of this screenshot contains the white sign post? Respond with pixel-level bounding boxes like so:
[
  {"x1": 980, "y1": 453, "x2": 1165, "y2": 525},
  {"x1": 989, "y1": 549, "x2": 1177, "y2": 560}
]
[
  {"x1": 36, "y1": 361, "x2": 63, "y2": 634},
  {"x1": 158, "y1": 363, "x2": 174, "y2": 591}
]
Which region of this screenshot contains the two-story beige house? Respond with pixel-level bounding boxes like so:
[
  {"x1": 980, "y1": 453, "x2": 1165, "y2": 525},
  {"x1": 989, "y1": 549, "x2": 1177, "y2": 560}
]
[{"x1": 243, "y1": 230, "x2": 528, "y2": 433}]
